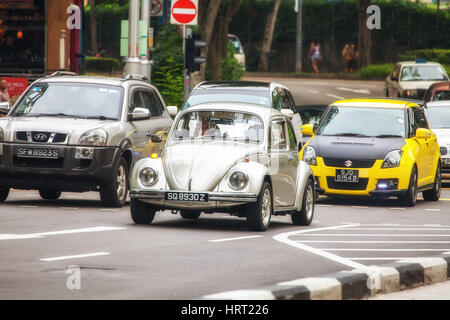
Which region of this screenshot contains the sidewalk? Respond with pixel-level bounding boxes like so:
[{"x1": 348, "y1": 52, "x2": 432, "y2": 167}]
[
  {"x1": 367, "y1": 280, "x2": 450, "y2": 300},
  {"x1": 244, "y1": 71, "x2": 383, "y2": 81}
]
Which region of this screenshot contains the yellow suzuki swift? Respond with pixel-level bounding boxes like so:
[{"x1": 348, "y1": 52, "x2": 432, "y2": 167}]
[{"x1": 300, "y1": 99, "x2": 441, "y2": 206}]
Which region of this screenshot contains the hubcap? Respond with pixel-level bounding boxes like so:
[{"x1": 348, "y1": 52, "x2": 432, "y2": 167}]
[
  {"x1": 261, "y1": 188, "x2": 271, "y2": 226},
  {"x1": 305, "y1": 185, "x2": 314, "y2": 220},
  {"x1": 117, "y1": 165, "x2": 126, "y2": 200},
  {"x1": 411, "y1": 170, "x2": 417, "y2": 202}
]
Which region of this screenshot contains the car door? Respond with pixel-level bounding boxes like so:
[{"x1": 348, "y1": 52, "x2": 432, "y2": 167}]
[
  {"x1": 269, "y1": 118, "x2": 297, "y2": 207},
  {"x1": 410, "y1": 107, "x2": 434, "y2": 186}
]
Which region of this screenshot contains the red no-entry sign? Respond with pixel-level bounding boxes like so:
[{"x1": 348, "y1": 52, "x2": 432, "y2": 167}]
[{"x1": 170, "y1": 0, "x2": 198, "y2": 25}]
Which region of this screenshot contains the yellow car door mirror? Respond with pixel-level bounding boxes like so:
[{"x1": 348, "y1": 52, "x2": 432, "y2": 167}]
[
  {"x1": 301, "y1": 124, "x2": 314, "y2": 136},
  {"x1": 415, "y1": 128, "x2": 432, "y2": 139}
]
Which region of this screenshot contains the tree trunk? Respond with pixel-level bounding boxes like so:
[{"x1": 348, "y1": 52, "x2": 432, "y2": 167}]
[
  {"x1": 258, "y1": 0, "x2": 282, "y2": 72},
  {"x1": 356, "y1": 0, "x2": 371, "y2": 67},
  {"x1": 89, "y1": 0, "x2": 98, "y2": 55},
  {"x1": 208, "y1": 0, "x2": 242, "y2": 80}
]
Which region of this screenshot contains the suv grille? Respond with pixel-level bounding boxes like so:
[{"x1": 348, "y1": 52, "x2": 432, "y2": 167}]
[
  {"x1": 323, "y1": 158, "x2": 376, "y2": 168},
  {"x1": 15, "y1": 131, "x2": 68, "y2": 144},
  {"x1": 326, "y1": 177, "x2": 369, "y2": 190}
]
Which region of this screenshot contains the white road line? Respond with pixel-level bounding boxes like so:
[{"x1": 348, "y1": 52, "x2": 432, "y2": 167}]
[
  {"x1": 336, "y1": 87, "x2": 371, "y2": 95},
  {"x1": 19, "y1": 205, "x2": 39, "y2": 208},
  {"x1": 40, "y1": 252, "x2": 110, "y2": 262},
  {"x1": 100, "y1": 208, "x2": 119, "y2": 212},
  {"x1": 273, "y1": 224, "x2": 368, "y2": 270},
  {"x1": 352, "y1": 206, "x2": 369, "y2": 209},
  {"x1": 425, "y1": 208, "x2": 441, "y2": 212},
  {"x1": 349, "y1": 257, "x2": 433, "y2": 261},
  {"x1": 296, "y1": 240, "x2": 450, "y2": 244},
  {"x1": 60, "y1": 207, "x2": 79, "y2": 210},
  {"x1": 209, "y1": 235, "x2": 264, "y2": 242},
  {"x1": 390, "y1": 208, "x2": 405, "y2": 210},
  {"x1": 326, "y1": 93, "x2": 346, "y2": 100},
  {"x1": 307, "y1": 89, "x2": 319, "y2": 94},
  {"x1": 382, "y1": 223, "x2": 400, "y2": 226},
  {"x1": 443, "y1": 252, "x2": 450, "y2": 255},
  {"x1": 291, "y1": 234, "x2": 450, "y2": 237},
  {"x1": 0, "y1": 226, "x2": 126, "y2": 240},
  {"x1": 331, "y1": 228, "x2": 450, "y2": 231},
  {"x1": 322, "y1": 249, "x2": 450, "y2": 252},
  {"x1": 316, "y1": 204, "x2": 332, "y2": 207},
  {"x1": 356, "y1": 224, "x2": 450, "y2": 228},
  {"x1": 424, "y1": 224, "x2": 443, "y2": 227}
]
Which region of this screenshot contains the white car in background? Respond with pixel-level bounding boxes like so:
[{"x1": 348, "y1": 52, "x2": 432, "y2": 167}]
[
  {"x1": 425, "y1": 100, "x2": 450, "y2": 179},
  {"x1": 228, "y1": 34, "x2": 246, "y2": 71}
]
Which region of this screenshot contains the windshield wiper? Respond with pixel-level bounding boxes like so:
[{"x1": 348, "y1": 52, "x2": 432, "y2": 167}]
[
  {"x1": 84, "y1": 115, "x2": 117, "y2": 121},
  {"x1": 329, "y1": 133, "x2": 369, "y2": 137},
  {"x1": 24, "y1": 112, "x2": 77, "y2": 118},
  {"x1": 375, "y1": 134, "x2": 403, "y2": 138}
]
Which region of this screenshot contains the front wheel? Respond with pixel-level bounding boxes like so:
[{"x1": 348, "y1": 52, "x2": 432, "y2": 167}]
[
  {"x1": 423, "y1": 164, "x2": 441, "y2": 201},
  {"x1": 291, "y1": 178, "x2": 315, "y2": 226},
  {"x1": 39, "y1": 189, "x2": 62, "y2": 200},
  {"x1": 180, "y1": 210, "x2": 201, "y2": 219},
  {"x1": 245, "y1": 181, "x2": 272, "y2": 232},
  {"x1": 0, "y1": 187, "x2": 9, "y2": 202},
  {"x1": 130, "y1": 198, "x2": 156, "y2": 224},
  {"x1": 100, "y1": 157, "x2": 129, "y2": 207},
  {"x1": 398, "y1": 166, "x2": 418, "y2": 207}
]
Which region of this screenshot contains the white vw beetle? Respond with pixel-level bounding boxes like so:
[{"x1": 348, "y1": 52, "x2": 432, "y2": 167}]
[{"x1": 129, "y1": 102, "x2": 315, "y2": 231}]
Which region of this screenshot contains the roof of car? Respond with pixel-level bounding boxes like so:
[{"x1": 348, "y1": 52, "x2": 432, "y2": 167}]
[
  {"x1": 193, "y1": 80, "x2": 288, "y2": 92},
  {"x1": 37, "y1": 75, "x2": 154, "y2": 88},
  {"x1": 178, "y1": 101, "x2": 282, "y2": 118},
  {"x1": 398, "y1": 61, "x2": 443, "y2": 67},
  {"x1": 331, "y1": 98, "x2": 420, "y2": 109}
]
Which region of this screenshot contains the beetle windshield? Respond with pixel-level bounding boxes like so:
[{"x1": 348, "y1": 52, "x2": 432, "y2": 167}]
[
  {"x1": 173, "y1": 110, "x2": 264, "y2": 143},
  {"x1": 425, "y1": 105, "x2": 450, "y2": 129},
  {"x1": 400, "y1": 66, "x2": 448, "y2": 82},
  {"x1": 316, "y1": 106, "x2": 406, "y2": 138},
  {"x1": 11, "y1": 82, "x2": 124, "y2": 119}
]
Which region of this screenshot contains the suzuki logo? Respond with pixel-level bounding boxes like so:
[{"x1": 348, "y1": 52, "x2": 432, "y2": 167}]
[
  {"x1": 344, "y1": 160, "x2": 353, "y2": 168},
  {"x1": 34, "y1": 133, "x2": 48, "y2": 141}
]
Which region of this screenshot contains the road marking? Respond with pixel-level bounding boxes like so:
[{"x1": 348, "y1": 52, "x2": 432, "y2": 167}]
[
  {"x1": 19, "y1": 205, "x2": 39, "y2": 208},
  {"x1": 0, "y1": 226, "x2": 126, "y2": 240},
  {"x1": 100, "y1": 208, "x2": 119, "y2": 212},
  {"x1": 292, "y1": 233, "x2": 450, "y2": 237},
  {"x1": 60, "y1": 207, "x2": 79, "y2": 210},
  {"x1": 274, "y1": 224, "x2": 368, "y2": 270},
  {"x1": 307, "y1": 89, "x2": 319, "y2": 94},
  {"x1": 336, "y1": 87, "x2": 371, "y2": 95},
  {"x1": 322, "y1": 248, "x2": 450, "y2": 252},
  {"x1": 316, "y1": 204, "x2": 332, "y2": 207},
  {"x1": 348, "y1": 257, "x2": 433, "y2": 261},
  {"x1": 40, "y1": 252, "x2": 110, "y2": 262},
  {"x1": 390, "y1": 207, "x2": 405, "y2": 210},
  {"x1": 209, "y1": 235, "x2": 264, "y2": 243},
  {"x1": 425, "y1": 208, "x2": 441, "y2": 212},
  {"x1": 424, "y1": 224, "x2": 443, "y2": 227},
  {"x1": 326, "y1": 93, "x2": 345, "y2": 100},
  {"x1": 296, "y1": 240, "x2": 450, "y2": 244},
  {"x1": 352, "y1": 206, "x2": 369, "y2": 209},
  {"x1": 329, "y1": 228, "x2": 450, "y2": 231},
  {"x1": 443, "y1": 252, "x2": 450, "y2": 255}
]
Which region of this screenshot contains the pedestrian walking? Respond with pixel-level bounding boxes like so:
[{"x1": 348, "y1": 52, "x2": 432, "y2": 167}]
[
  {"x1": 0, "y1": 79, "x2": 10, "y2": 103},
  {"x1": 308, "y1": 40, "x2": 322, "y2": 74},
  {"x1": 342, "y1": 43, "x2": 358, "y2": 72}
]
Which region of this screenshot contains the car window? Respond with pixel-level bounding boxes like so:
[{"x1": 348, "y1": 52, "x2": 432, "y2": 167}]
[
  {"x1": 272, "y1": 89, "x2": 282, "y2": 111},
  {"x1": 285, "y1": 89, "x2": 297, "y2": 112},
  {"x1": 141, "y1": 90, "x2": 163, "y2": 117},
  {"x1": 183, "y1": 89, "x2": 270, "y2": 109},
  {"x1": 130, "y1": 90, "x2": 144, "y2": 113},
  {"x1": 412, "y1": 107, "x2": 429, "y2": 133},
  {"x1": 434, "y1": 91, "x2": 450, "y2": 101},
  {"x1": 286, "y1": 121, "x2": 297, "y2": 151},
  {"x1": 425, "y1": 105, "x2": 450, "y2": 129},
  {"x1": 278, "y1": 88, "x2": 291, "y2": 110},
  {"x1": 270, "y1": 120, "x2": 286, "y2": 150},
  {"x1": 400, "y1": 66, "x2": 447, "y2": 82}
]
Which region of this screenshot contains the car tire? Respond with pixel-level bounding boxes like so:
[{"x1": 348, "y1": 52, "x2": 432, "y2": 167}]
[
  {"x1": 180, "y1": 210, "x2": 201, "y2": 219},
  {"x1": 39, "y1": 189, "x2": 62, "y2": 200},
  {"x1": 398, "y1": 166, "x2": 418, "y2": 207},
  {"x1": 130, "y1": 198, "x2": 156, "y2": 224},
  {"x1": 245, "y1": 181, "x2": 272, "y2": 232},
  {"x1": 100, "y1": 157, "x2": 129, "y2": 208},
  {"x1": 423, "y1": 164, "x2": 441, "y2": 201},
  {"x1": 0, "y1": 187, "x2": 9, "y2": 202},
  {"x1": 291, "y1": 178, "x2": 315, "y2": 226}
]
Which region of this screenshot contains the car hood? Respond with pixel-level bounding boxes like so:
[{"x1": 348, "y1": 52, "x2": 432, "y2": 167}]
[
  {"x1": 307, "y1": 135, "x2": 405, "y2": 160},
  {"x1": 432, "y1": 129, "x2": 450, "y2": 146},
  {"x1": 401, "y1": 81, "x2": 441, "y2": 90},
  {"x1": 0, "y1": 116, "x2": 114, "y2": 142},
  {"x1": 163, "y1": 140, "x2": 260, "y2": 191}
]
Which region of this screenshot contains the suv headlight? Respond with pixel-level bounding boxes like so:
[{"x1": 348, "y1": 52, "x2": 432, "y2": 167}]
[
  {"x1": 0, "y1": 127, "x2": 4, "y2": 142},
  {"x1": 381, "y1": 150, "x2": 403, "y2": 168},
  {"x1": 139, "y1": 167, "x2": 158, "y2": 187},
  {"x1": 229, "y1": 171, "x2": 249, "y2": 190},
  {"x1": 303, "y1": 146, "x2": 317, "y2": 166},
  {"x1": 79, "y1": 128, "x2": 107, "y2": 146}
]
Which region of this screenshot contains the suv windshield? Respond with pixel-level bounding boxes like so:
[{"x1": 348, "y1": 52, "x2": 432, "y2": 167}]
[
  {"x1": 316, "y1": 106, "x2": 406, "y2": 138},
  {"x1": 400, "y1": 66, "x2": 448, "y2": 81},
  {"x1": 173, "y1": 110, "x2": 264, "y2": 143},
  {"x1": 11, "y1": 82, "x2": 124, "y2": 119},
  {"x1": 425, "y1": 105, "x2": 450, "y2": 129},
  {"x1": 183, "y1": 89, "x2": 270, "y2": 109}
]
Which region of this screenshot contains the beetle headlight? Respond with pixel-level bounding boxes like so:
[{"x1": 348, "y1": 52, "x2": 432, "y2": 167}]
[
  {"x1": 79, "y1": 128, "x2": 107, "y2": 146},
  {"x1": 381, "y1": 150, "x2": 403, "y2": 168},
  {"x1": 302, "y1": 146, "x2": 317, "y2": 166},
  {"x1": 229, "y1": 171, "x2": 249, "y2": 190},
  {"x1": 139, "y1": 167, "x2": 158, "y2": 187}
]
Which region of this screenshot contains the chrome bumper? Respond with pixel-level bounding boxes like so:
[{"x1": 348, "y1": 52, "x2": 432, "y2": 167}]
[{"x1": 130, "y1": 189, "x2": 258, "y2": 203}]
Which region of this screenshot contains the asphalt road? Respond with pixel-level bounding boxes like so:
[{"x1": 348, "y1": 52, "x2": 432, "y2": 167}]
[{"x1": 1, "y1": 78, "x2": 449, "y2": 300}]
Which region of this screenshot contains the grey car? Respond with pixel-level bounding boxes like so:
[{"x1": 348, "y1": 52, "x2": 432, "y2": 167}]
[
  {"x1": 129, "y1": 102, "x2": 315, "y2": 231},
  {"x1": 0, "y1": 73, "x2": 176, "y2": 207}
]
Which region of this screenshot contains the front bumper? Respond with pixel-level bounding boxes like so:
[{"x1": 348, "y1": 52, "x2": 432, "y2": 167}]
[
  {"x1": 312, "y1": 158, "x2": 411, "y2": 197},
  {"x1": 0, "y1": 143, "x2": 122, "y2": 191},
  {"x1": 130, "y1": 189, "x2": 257, "y2": 209}
]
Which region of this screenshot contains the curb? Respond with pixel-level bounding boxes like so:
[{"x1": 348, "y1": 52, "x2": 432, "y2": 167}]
[{"x1": 202, "y1": 255, "x2": 450, "y2": 300}]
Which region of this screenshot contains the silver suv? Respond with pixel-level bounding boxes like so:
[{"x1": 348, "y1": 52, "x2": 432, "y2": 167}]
[{"x1": 0, "y1": 73, "x2": 175, "y2": 207}]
